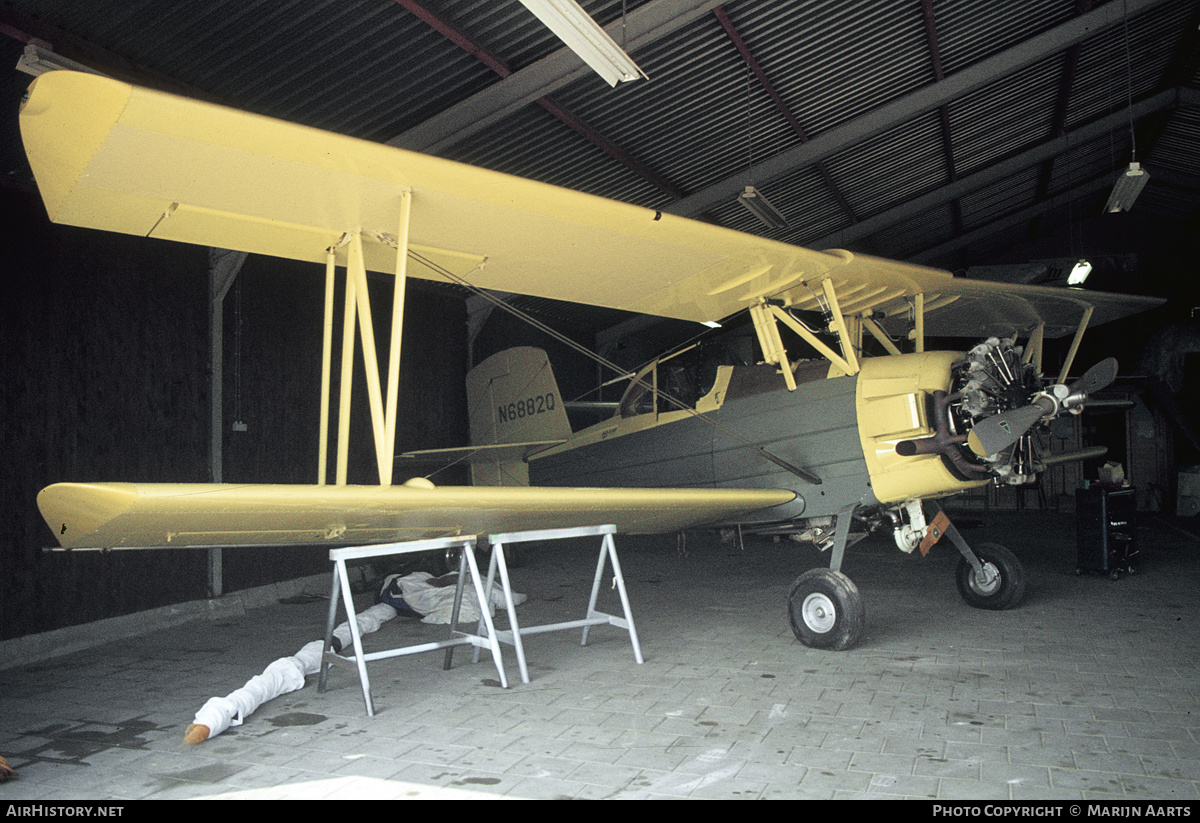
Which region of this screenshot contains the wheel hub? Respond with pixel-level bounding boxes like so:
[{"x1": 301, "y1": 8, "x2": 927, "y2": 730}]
[
  {"x1": 801, "y1": 592, "x2": 836, "y2": 633},
  {"x1": 969, "y1": 561, "x2": 1001, "y2": 596}
]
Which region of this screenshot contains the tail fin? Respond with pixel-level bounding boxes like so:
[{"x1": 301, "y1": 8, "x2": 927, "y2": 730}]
[{"x1": 467, "y1": 347, "x2": 571, "y2": 486}]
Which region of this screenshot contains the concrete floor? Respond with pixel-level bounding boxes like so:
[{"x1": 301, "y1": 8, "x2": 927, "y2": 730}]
[{"x1": 1, "y1": 510, "x2": 1197, "y2": 800}]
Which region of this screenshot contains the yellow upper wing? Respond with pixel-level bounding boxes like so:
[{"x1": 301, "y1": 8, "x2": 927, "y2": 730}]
[{"x1": 21, "y1": 71, "x2": 1161, "y2": 337}]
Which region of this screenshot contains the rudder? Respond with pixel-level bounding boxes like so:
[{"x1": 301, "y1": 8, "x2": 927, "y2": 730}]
[{"x1": 467, "y1": 347, "x2": 571, "y2": 486}]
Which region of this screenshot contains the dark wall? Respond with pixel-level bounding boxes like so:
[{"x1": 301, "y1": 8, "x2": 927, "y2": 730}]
[{"x1": 0, "y1": 189, "x2": 468, "y2": 641}]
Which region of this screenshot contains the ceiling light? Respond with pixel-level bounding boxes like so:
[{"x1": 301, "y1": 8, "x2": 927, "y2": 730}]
[
  {"x1": 1104, "y1": 162, "x2": 1150, "y2": 213},
  {"x1": 1067, "y1": 259, "x2": 1093, "y2": 286},
  {"x1": 15, "y1": 44, "x2": 105, "y2": 78},
  {"x1": 737, "y1": 186, "x2": 789, "y2": 229},
  {"x1": 518, "y1": 0, "x2": 647, "y2": 87}
]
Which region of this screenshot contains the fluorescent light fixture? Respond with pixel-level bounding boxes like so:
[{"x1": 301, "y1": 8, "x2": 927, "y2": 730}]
[
  {"x1": 1104, "y1": 161, "x2": 1150, "y2": 213},
  {"x1": 15, "y1": 44, "x2": 106, "y2": 78},
  {"x1": 737, "y1": 185, "x2": 789, "y2": 229},
  {"x1": 518, "y1": 0, "x2": 647, "y2": 86},
  {"x1": 701, "y1": 320, "x2": 723, "y2": 328},
  {"x1": 1067, "y1": 259, "x2": 1093, "y2": 286}
]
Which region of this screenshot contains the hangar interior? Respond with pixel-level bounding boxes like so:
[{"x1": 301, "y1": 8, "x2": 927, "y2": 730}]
[{"x1": 0, "y1": 0, "x2": 1198, "y2": 800}]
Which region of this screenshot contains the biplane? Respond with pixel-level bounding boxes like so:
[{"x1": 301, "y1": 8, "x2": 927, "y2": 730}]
[{"x1": 22, "y1": 71, "x2": 1162, "y2": 651}]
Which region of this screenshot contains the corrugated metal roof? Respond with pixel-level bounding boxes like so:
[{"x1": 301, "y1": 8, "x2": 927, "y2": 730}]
[{"x1": 1, "y1": 0, "x2": 1196, "y2": 333}]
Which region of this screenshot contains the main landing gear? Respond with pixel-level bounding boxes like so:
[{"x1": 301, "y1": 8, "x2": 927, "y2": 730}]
[
  {"x1": 787, "y1": 568, "x2": 864, "y2": 651},
  {"x1": 785, "y1": 504, "x2": 1026, "y2": 651}
]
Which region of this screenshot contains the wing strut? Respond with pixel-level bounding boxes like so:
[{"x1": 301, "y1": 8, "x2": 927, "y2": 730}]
[
  {"x1": 1058, "y1": 306, "x2": 1093, "y2": 384},
  {"x1": 769, "y1": 305, "x2": 857, "y2": 375},
  {"x1": 318, "y1": 243, "x2": 339, "y2": 485},
  {"x1": 861, "y1": 315, "x2": 903, "y2": 356},
  {"x1": 816, "y1": 279, "x2": 860, "y2": 374},
  {"x1": 748, "y1": 278, "x2": 861, "y2": 384},
  {"x1": 320, "y1": 192, "x2": 413, "y2": 486},
  {"x1": 748, "y1": 292, "x2": 862, "y2": 386},
  {"x1": 913, "y1": 292, "x2": 925, "y2": 353},
  {"x1": 749, "y1": 299, "x2": 796, "y2": 390},
  {"x1": 1022, "y1": 323, "x2": 1045, "y2": 373}
]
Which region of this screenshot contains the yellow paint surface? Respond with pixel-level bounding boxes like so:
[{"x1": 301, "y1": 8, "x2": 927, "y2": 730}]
[
  {"x1": 38, "y1": 482, "x2": 797, "y2": 550},
  {"x1": 21, "y1": 72, "x2": 1161, "y2": 333},
  {"x1": 855, "y1": 351, "x2": 988, "y2": 504}
]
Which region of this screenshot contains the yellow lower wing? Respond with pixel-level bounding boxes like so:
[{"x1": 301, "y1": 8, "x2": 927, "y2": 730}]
[{"x1": 38, "y1": 482, "x2": 797, "y2": 550}]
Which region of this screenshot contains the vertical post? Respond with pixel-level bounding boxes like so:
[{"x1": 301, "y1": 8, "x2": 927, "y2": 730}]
[
  {"x1": 821, "y1": 278, "x2": 859, "y2": 375},
  {"x1": 318, "y1": 249, "x2": 336, "y2": 485},
  {"x1": 326, "y1": 196, "x2": 412, "y2": 488},
  {"x1": 335, "y1": 256, "x2": 358, "y2": 486},
  {"x1": 750, "y1": 300, "x2": 797, "y2": 390},
  {"x1": 845, "y1": 313, "x2": 863, "y2": 361},
  {"x1": 382, "y1": 192, "x2": 412, "y2": 479},
  {"x1": 207, "y1": 287, "x2": 225, "y2": 598},
  {"x1": 207, "y1": 248, "x2": 246, "y2": 599},
  {"x1": 913, "y1": 292, "x2": 925, "y2": 353}
]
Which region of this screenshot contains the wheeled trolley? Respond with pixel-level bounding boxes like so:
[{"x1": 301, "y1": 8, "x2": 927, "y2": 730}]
[{"x1": 1076, "y1": 486, "x2": 1138, "y2": 579}]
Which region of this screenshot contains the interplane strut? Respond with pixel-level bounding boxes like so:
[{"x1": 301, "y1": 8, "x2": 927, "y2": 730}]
[{"x1": 322, "y1": 191, "x2": 413, "y2": 486}]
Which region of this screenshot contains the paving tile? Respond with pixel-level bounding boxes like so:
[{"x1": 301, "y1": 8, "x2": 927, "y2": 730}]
[
  {"x1": 1, "y1": 515, "x2": 1197, "y2": 800},
  {"x1": 848, "y1": 750, "x2": 917, "y2": 775},
  {"x1": 1072, "y1": 750, "x2": 1148, "y2": 775},
  {"x1": 1141, "y1": 754, "x2": 1200, "y2": 782}
]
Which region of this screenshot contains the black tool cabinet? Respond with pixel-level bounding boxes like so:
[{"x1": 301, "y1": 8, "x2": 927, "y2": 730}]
[{"x1": 1076, "y1": 486, "x2": 1138, "y2": 579}]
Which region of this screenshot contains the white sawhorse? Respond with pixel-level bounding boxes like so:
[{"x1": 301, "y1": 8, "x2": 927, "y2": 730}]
[
  {"x1": 464, "y1": 524, "x2": 644, "y2": 684},
  {"x1": 317, "y1": 535, "x2": 508, "y2": 716}
]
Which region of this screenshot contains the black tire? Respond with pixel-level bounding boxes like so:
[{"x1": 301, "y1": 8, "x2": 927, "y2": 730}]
[
  {"x1": 955, "y1": 542, "x2": 1026, "y2": 610},
  {"x1": 787, "y1": 568, "x2": 865, "y2": 651}
]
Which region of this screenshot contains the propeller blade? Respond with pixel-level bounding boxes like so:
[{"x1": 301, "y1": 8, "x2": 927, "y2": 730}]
[
  {"x1": 1068, "y1": 357, "x2": 1118, "y2": 396},
  {"x1": 968, "y1": 358, "x2": 1119, "y2": 458},
  {"x1": 967, "y1": 403, "x2": 1046, "y2": 457}
]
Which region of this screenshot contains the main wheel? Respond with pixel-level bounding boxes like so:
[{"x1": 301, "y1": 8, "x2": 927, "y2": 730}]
[
  {"x1": 955, "y1": 542, "x2": 1026, "y2": 610},
  {"x1": 787, "y1": 568, "x2": 865, "y2": 651}
]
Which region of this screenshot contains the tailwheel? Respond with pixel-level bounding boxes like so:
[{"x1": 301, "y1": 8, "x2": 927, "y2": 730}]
[
  {"x1": 787, "y1": 568, "x2": 865, "y2": 651},
  {"x1": 955, "y1": 542, "x2": 1026, "y2": 610}
]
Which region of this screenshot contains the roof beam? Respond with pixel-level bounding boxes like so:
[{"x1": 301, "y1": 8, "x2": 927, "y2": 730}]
[
  {"x1": 808, "y1": 86, "x2": 1200, "y2": 252},
  {"x1": 919, "y1": 0, "x2": 962, "y2": 253},
  {"x1": 919, "y1": 0, "x2": 956, "y2": 183},
  {"x1": 910, "y1": 175, "x2": 1114, "y2": 266},
  {"x1": 0, "y1": 5, "x2": 221, "y2": 102},
  {"x1": 391, "y1": 0, "x2": 722, "y2": 154},
  {"x1": 713, "y1": 6, "x2": 858, "y2": 223},
  {"x1": 391, "y1": 0, "x2": 685, "y2": 199},
  {"x1": 1030, "y1": 0, "x2": 1092, "y2": 240},
  {"x1": 663, "y1": 0, "x2": 1174, "y2": 218}
]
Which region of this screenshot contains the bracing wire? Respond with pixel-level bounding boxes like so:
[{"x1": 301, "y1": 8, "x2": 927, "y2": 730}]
[{"x1": 370, "y1": 241, "x2": 824, "y2": 483}]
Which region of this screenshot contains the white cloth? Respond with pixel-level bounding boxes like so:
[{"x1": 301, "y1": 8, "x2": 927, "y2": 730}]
[
  {"x1": 387, "y1": 571, "x2": 526, "y2": 624},
  {"x1": 191, "y1": 603, "x2": 400, "y2": 741},
  {"x1": 331, "y1": 602, "x2": 400, "y2": 653}
]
